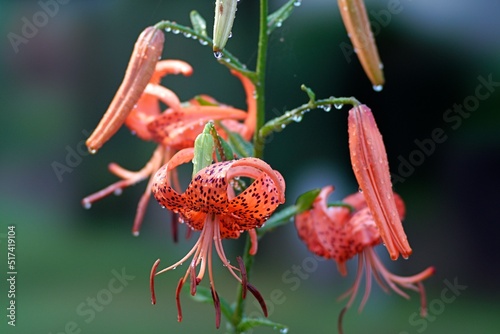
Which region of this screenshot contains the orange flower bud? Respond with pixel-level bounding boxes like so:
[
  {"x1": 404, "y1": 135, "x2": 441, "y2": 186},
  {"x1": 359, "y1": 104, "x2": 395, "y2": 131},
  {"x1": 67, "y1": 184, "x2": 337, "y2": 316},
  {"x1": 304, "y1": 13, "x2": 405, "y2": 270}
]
[
  {"x1": 338, "y1": 0, "x2": 384, "y2": 89},
  {"x1": 348, "y1": 105, "x2": 412, "y2": 260},
  {"x1": 86, "y1": 26, "x2": 165, "y2": 153}
]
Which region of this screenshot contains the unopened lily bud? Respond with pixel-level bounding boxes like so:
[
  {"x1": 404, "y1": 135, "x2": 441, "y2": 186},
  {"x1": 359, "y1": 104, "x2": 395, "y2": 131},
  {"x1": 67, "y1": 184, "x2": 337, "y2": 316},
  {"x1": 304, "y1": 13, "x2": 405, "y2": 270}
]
[
  {"x1": 86, "y1": 26, "x2": 165, "y2": 153},
  {"x1": 338, "y1": 0, "x2": 384, "y2": 90},
  {"x1": 213, "y1": 0, "x2": 238, "y2": 58},
  {"x1": 348, "y1": 105, "x2": 412, "y2": 260}
]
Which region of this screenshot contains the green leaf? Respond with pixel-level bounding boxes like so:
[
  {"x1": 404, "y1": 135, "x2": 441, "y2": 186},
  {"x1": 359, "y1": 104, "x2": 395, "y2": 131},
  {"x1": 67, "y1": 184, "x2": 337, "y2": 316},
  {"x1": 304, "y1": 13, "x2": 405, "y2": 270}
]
[
  {"x1": 190, "y1": 10, "x2": 207, "y2": 37},
  {"x1": 192, "y1": 122, "x2": 215, "y2": 177},
  {"x1": 257, "y1": 188, "x2": 321, "y2": 237},
  {"x1": 193, "y1": 95, "x2": 219, "y2": 106},
  {"x1": 295, "y1": 188, "x2": 321, "y2": 213},
  {"x1": 218, "y1": 122, "x2": 254, "y2": 157},
  {"x1": 190, "y1": 286, "x2": 233, "y2": 321},
  {"x1": 257, "y1": 206, "x2": 297, "y2": 236},
  {"x1": 267, "y1": 0, "x2": 298, "y2": 35},
  {"x1": 237, "y1": 316, "x2": 289, "y2": 332}
]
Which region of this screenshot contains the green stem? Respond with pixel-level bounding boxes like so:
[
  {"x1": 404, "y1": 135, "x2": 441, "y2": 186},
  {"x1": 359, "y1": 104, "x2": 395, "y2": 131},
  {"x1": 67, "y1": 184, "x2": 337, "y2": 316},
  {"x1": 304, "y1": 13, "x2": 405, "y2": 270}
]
[
  {"x1": 253, "y1": 0, "x2": 269, "y2": 159},
  {"x1": 231, "y1": 0, "x2": 269, "y2": 332},
  {"x1": 255, "y1": 86, "x2": 361, "y2": 153},
  {"x1": 154, "y1": 20, "x2": 256, "y2": 80}
]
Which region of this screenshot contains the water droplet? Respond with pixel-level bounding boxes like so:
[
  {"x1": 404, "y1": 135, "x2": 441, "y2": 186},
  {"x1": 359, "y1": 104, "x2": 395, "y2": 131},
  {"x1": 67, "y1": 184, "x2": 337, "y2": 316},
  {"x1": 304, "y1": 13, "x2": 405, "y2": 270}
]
[
  {"x1": 161, "y1": 205, "x2": 165, "y2": 209},
  {"x1": 173, "y1": 266, "x2": 177, "y2": 270},
  {"x1": 379, "y1": 63, "x2": 384, "y2": 70},
  {"x1": 214, "y1": 51, "x2": 223, "y2": 59},
  {"x1": 165, "y1": 27, "x2": 171, "y2": 32},
  {"x1": 172, "y1": 29, "x2": 180, "y2": 34},
  {"x1": 228, "y1": 31, "x2": 232, "y2": 38},
  {"x1": 280, "y1": 328, "x2": 289, "y2": 334},
  {"x1": 372, "y1": 84, "x2": 383, "y2": 92},
  {"x1": 114, "y1": 188, "x2": 123, "y2": 196},
  {"x1": 293, "y1": 0, "x2": 301, "y2": 6},
  {"x1": 292, "y1": 114, "x2": 303, "y2": 122},
  {"x1": 83, "y1": 200, "x2": 92, "y2": 209},
  {"x1": 322, "y1": 104, "x2": 332, "y2": 112},
  {"x1": 132, "y1": 231, "x2": 140, "y2": 237},
  {"x1": 199, "y1": 39, "x2": 208, "y2": 46},
  {"x1": 334, "y1": 103, "x2": 342, "y2": 110},
  {"x1": 183, "y1": 32, "x2": 192, "y2": 38},
  {"x1": 358, "y1": 188, "x2": 363, "y2": 193},
  {"x1": 280, "y1": 124, "x2": 286, "y2": 129},
  {"x1": 276, "y1": 21, "x2": 282, "y2": 28},
  {"x1": 88, "y1": 148, "x2": 97, "y2": 154}
]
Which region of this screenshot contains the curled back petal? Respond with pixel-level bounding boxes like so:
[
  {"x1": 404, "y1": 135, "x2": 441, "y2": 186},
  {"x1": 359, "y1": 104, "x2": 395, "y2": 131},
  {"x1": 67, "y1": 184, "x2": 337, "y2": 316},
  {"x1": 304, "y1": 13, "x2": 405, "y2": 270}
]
[
  {"x1": 152, "y1": 148, "x2": 195, "y2": 214},
  {"x1": 147, "y1": 106, "x2": 248, "y2": 149}
]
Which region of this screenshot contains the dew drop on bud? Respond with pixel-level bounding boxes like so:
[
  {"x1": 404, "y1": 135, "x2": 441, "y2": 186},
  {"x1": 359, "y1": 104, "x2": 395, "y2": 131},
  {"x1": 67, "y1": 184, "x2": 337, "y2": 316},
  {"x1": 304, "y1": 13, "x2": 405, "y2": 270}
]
[
  {"x1": 88, "y1": 148, "x2": 97, "y2": 154},
  {"x1": 83, "y1": 200, "x2": 92, "y2": 209},
  {"x1": 114, "y1": 188, "x2": 123, "y2": 196},
  {"x1": 214, "y1": 51, "x2": 223, "y2": 59},
  {"x1": 132, "y1": 231, "x2": 140, "y2": 237},
  {"x1": 358, "y1": 188, "x2": 363, "y2": 193},
  {"x1": 372, "y1": 84, "x2": 383, "y2": 92}
]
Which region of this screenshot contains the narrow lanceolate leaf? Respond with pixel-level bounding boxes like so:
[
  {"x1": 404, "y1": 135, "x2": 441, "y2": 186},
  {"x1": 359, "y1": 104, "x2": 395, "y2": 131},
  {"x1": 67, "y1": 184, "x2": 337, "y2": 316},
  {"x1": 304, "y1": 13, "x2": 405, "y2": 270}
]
[
  {"x1": 86, "y1": 26, "x2": 164, "y2": 153},
  {"x1": 348, "y1": 105, "x2": 412, "y2": 260},
  {"x1": 267, "y1": 0, "x2": 299, "y2": 35},
  {"x1": 190, "y1": 10, "x2": 208, "y2": 37},
  {"x1": 338, "y1": 0, "x2": 384, "y2": 89},
  {"x1": 213, "y1": 0, "x2": 238, "y2": 57},
  {"x1": 192, "y1": 122, "x2": 215, "y2": 177}
]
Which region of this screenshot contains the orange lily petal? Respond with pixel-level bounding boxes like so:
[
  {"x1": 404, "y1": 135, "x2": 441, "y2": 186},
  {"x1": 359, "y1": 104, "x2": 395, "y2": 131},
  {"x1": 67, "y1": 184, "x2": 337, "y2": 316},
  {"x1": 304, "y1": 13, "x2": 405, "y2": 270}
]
[
  {"x1": 152, "y1": 152, "x2": 285, "y2": 239},
  {"x1": 147, "y1": 106, "x2": 248, "y2": 149},
  {"x1": 348, "y1": 105, "x2": 412, "y2": 260},
  {"x1": 125, "y1": 83, "x2": 182, "y2": 140},
  {"x1": 86, "y1": 26, "x2": 164, "y2": 153},
  {"x1": 338, "y1": 0, "x2": 384, "y2": 88}
]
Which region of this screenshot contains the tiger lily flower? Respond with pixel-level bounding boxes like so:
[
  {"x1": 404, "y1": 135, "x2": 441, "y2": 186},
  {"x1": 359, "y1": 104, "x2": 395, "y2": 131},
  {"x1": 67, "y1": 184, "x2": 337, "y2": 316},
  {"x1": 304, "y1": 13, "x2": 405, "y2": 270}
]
[
  {"x1": 83, "y1": 55, "x2": 257, "y2": 235},
  {"x1": 338, "y1": 0, "x2": 384, "y2": 89},
  {"x1": 150, "y1": 148, "x2": 286, "y2": 328},
  {"x1": 295, "y1": 186, "x2": 434, "y2": 329},
  {"x1": 348, "y1": 104, "x2": 412, "y2": 260}
]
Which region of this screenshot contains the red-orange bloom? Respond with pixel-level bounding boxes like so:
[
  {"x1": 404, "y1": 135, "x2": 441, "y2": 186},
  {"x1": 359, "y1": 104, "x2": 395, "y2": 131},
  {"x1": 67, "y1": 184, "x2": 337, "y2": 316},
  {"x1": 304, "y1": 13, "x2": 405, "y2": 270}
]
[
  {"x1": 295, "y1": 186, "x2": 434, "y2": 326},
  {"x1": 150, "y1": 148, "x2": 286, "y2": 328},
  {"x1": 83, "y1": 57, "x2": 257, "y2": 235},
  {"x1": 348, "y1": 104, "x2": 412, "y2": 260}
]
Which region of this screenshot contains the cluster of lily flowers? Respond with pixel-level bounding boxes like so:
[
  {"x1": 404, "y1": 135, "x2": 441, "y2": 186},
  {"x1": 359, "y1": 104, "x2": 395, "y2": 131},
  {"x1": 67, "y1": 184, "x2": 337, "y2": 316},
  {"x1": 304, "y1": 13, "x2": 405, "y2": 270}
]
[{"x1": 82, "y1": 0, "x2": 434, "y2": 331}]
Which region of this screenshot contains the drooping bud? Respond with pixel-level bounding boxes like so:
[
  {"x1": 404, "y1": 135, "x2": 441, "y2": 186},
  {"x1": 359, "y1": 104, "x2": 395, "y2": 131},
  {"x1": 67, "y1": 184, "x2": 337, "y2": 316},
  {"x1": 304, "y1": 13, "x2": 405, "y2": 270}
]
[
  {"x1": 348, "y1": 105, "x2": 412, "y2": 260},
  {"x1": 338, "y1": 0, "x2": 385, "y2": 90},
  {"x1": 213, "y1": 0, "x2": 238, "y2": 58},
  {"x1": 86, "y1": 26, "x2": 165, "y2": 153}
]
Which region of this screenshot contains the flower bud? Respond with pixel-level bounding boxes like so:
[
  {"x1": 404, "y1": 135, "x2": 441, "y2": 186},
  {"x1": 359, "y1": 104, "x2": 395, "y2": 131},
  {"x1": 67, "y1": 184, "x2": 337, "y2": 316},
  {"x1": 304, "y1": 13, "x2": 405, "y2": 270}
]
[
  {"x1": 213, "y1": 0, "x2": 238, "y2": 58},
  {"x1": 338, "y1": 0, "x2": 384, "y2": 89},
  {"x1": 86, "y1": 26, "x2": 164, "y2": 153}
]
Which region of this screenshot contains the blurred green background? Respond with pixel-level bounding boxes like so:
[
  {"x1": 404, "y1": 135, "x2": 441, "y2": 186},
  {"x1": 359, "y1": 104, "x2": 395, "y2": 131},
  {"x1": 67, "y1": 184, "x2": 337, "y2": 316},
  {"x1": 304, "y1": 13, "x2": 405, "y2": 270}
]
[{"x1": 1, "y1": 0, "x2": 499, "y2": 333}]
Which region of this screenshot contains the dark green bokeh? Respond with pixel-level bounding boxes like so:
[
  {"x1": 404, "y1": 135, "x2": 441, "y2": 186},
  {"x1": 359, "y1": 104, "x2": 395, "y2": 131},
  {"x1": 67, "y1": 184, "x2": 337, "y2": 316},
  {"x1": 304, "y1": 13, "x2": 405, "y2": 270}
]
[{"x1": 1, "y1": 1, "x2": 499, "y2": 333}]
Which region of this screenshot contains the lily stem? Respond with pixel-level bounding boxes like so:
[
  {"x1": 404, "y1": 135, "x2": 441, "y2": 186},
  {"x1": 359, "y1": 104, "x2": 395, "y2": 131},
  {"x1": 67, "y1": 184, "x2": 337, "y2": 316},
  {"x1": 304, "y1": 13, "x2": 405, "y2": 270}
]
[{"x1": 231, "y1": 0, "x2": 269, "y2": 332}]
